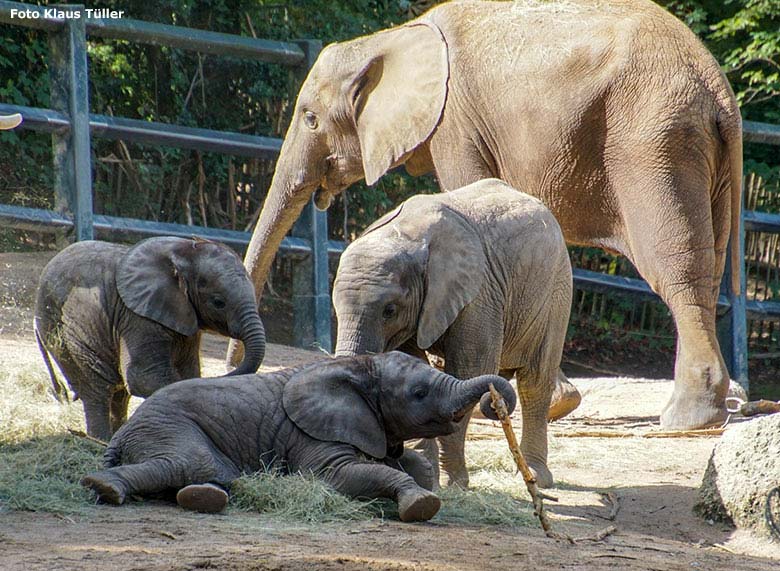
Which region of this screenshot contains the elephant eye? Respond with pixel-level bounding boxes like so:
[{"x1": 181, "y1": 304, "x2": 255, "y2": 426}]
[
  {"x1": 412, "y1": 386, "x2": 428, "y2": 400},
  {"x1": 210, "y1": 296, "x2": 226, "y2": 309},
  {"x1": 303, "y1": 111, "x2": 318, "y2": 130},
  {"x1": 382, "y1": 303, "x2": 397, "y2": 320}
]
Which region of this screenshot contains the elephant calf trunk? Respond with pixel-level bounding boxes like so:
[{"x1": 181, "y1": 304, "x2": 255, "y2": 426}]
[
  {"x1": 228, "y1": 309, "x2": 267, "y2": 376},
  {"x1": 449, "y1": 374, "x2": 516, "y2": 421},
  {"x1": 475, "y1": 375, "x2": 517, "y2": 421}
]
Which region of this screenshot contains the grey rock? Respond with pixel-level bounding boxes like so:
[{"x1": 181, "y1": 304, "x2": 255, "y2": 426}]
[{"x1": 696, "y1": 414, "x2": 780, "y2": 540}]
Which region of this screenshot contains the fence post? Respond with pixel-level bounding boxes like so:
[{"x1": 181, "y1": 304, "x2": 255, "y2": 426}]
[
  {"x1": 48, "y1": 5, "x2": 93, "y2": 241},
  {"x1": 290, "y1": 39, "x2": 331, "y2": 352},
  {"x1": 717, "y1": 207, "x2": 749, "y2": 394}
]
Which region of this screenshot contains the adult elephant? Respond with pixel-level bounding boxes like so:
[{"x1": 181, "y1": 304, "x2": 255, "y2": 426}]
[{"x1": 230, "y1": 0, "x2": 743, "y2": 430}]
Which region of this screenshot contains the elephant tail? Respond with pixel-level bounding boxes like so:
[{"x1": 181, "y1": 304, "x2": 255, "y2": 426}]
[
  {"x1": 716, "y1": 94, "x2": 743, "y2": 297},
  {"x1": 34, "y1": 316, "x2": 70, "y2": 404}
]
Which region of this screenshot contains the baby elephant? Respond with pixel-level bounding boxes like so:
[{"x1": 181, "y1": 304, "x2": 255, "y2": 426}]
[
  {"x1": 333, "y1": 179, "x2": 573, "y2": 488},
  {"x1": 81, "y1": 352, "x2": 516, "y2": 522},
  {"x1": 35, "y1": 237, "x2": 266, "y2": 441}
]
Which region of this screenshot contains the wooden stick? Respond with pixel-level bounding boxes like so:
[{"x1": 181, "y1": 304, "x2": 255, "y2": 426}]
[
  {"x1": 488, "y1": 384, "x2": 573, "y2": 543},
  {"x1": 488, "y1": 384, "x2": 618, "y2": 544},
  {"x1": 67, "y1": 429, "x2": 108, "y2": 447}
]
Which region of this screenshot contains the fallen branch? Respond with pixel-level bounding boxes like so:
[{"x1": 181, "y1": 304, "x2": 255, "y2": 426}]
[
  {"x1": 67, "y1": 429, "x2": 108, "y2": 447},
  {"x1": 549, "y1": 427, "x2": 724, "y2": 438},
  {"x1": 643, "y1": 428, "x2": 724, "y2": 438},
  {"x1": 599, "y1": 492, "x2": 620, "y2": 521}
]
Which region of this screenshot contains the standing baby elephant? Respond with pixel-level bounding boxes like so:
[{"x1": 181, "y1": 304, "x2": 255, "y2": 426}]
[
  {"x1": 333, "y1": 179, "x2": 572, "y2": 488},
  {"x1": 35, "y1": 237, "x2": 267, "y2": 441},
  {"x1": 81, "y1": 352, "x2": 516, "y2": 522}
]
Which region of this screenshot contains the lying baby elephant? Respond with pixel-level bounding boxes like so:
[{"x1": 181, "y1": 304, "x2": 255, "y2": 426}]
[
  {"x1": 81, "y1": 352, "x2": 516, "y2": 522},
  {"x1": 35, "y1": 237, "x2": 266, "y2": 441},
  {"x1": 333, "y1": 179, "x2": 573, "y2": 488}
]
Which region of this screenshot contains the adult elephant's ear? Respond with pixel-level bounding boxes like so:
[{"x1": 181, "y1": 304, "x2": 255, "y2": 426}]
[
  {"x1": 116, "y1": 237, "x2": 198, "y2": 336},
  {"x1": 417, "y1": 203, "x2": 487, "y2": 349},
  {"x1": 282, "y1": 358, "x2": 387, "y2": 459},
  {"x1": 350, "y1": 22, "x2": 448, "y2": 186}
]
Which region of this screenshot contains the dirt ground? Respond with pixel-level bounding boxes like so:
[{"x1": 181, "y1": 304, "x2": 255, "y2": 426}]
[{"x1": 1, "y1": 251, "x2": 779, "y2": 570}]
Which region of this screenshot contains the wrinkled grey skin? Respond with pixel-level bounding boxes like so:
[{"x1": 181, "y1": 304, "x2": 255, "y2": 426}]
[
  {"x1": 333, "y1": 180, "x2": 572, "y2": 489},
  {"x1": 80, "y1": 352, "x2": 516, "y2": 522},
  {"x1": 35, "y1": 237, "x2": 266, "y2": 441},
  {"x1": 231, "y1": 0, "x2": 743, "y2": 432}
]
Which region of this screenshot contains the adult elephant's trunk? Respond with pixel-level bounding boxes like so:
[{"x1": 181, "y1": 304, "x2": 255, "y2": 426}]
[
  {"x1": 226, "y1": 307, "x2": 267, "y2": 376},
  {"x1": 227, "y1": 136, "x2": 319, "y2": 366},
  {"x1": 445, "y1": 374, "x2": 517, "y2": 421},
  {"x1": 334, "y1": 324, "x2": 382, "y2": 357}
]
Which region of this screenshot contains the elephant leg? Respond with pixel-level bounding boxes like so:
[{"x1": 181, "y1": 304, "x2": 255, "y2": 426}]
[
  {"x1": 322, "y1": 459, "x2": 440, "y2": 522},
  {"x1": 109, "y1": 387, "x2": 131, "y2": 434},
  {"x1": 82, "y1": 458, "x2": 192, "y2": 505},
  {"x1": 81, "y1": 390, "x2": 113, "y2": 442},
  {"x1": 173, "y1": 334, "x2": 201, "y2": 381},
  {"x1": 436, "y1": 409, "x2": 473, "y2": 489},
  {"x1": 617, "y1": 163, "x2": 729, "y2": 430},
  {"x1": 411, "y1": 438, "x2": 441, "y2": 491},
  {"x1": 514, "y1": 365, "x2": 554, "y2": 488},
  {"x1": 548, "y1": 369, "x2": 582, "y2": 422},
  {"x1": 438, "y1": 316, "x2": 503, "y2": 488},
  {"x1": 385, "y1": 448, "x2": 436, "y2": 491}
]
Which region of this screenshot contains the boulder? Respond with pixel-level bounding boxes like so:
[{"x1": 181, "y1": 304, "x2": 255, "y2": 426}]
[{"x1": 696, "y1": 413, "x2": 780, "y2": 540}]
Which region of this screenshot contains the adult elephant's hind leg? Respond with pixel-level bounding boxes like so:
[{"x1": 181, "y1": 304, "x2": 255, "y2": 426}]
[{"x1": 618, "y1": 164, "x2": 729, "y2": 430}]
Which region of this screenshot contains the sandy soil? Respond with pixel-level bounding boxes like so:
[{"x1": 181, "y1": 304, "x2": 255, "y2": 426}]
[{"x1": 1, "y1": 251, "x2": 779, "y2": 570}]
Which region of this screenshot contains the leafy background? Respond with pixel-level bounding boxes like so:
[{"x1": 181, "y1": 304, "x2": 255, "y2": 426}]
[{"x1": 0, "y1": 0, "x2": 778, "y2": 394}]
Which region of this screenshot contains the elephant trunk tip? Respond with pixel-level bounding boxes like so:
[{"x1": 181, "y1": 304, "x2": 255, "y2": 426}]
[{"x1": 478, "y1": 377, "x2": 517, "y2": 421}]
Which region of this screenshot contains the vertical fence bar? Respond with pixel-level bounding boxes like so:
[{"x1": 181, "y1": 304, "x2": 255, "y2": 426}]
[
  {"x1": 48, "y1": 5, "x2": 93, "y2": 241},
  {"x1": 717, "y1": 207, "x2": 749, "y2": 393},
  {"x1": 290, "y1": 39, "x2": 331, "y2": 351}
]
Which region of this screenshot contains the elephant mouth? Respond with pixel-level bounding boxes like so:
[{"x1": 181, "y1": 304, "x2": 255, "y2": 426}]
[{"x1": 451, "y1": 405, "x2": 473, "y2": 424}]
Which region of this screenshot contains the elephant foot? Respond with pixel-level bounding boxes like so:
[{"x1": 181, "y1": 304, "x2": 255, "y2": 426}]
[
  {"x1": 397, "y1": 488, "x2": 441, "y2": 522},
  {"x1": 548, "y1": 374, "x2": 582, "y2": 422},
  {"x1": 443, "y1": 469, "x2": 469, "y2": 489},
  {"x1": 176, "y1": 483, "x2": 229, "y2": 513},
  {"x1": 660, "y1": 376, "x2": 728, "y2": 430},
  {"x1": 528, "y1": 461, "x2": 553, "y2": 489},
  {"x1": 81, "y1": 472, "x2": 126, "y2": 505}
]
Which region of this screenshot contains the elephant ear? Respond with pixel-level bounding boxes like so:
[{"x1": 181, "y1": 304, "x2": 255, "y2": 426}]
[
  {"x1": 349, "y1": 22, "x2": 448, "y2": 186},
  {"x1": 282, "y1": 358, "x2": 387, "y2": 459},
  {"x1": 361, "y1": 202, "x2": 406, "y2": 237},
  {"x1": 116, "y1": 237, "x2": 198, "y2": 336},
  {"x1": 417, "y1": 204, "x2": 487, "y2": 349}
]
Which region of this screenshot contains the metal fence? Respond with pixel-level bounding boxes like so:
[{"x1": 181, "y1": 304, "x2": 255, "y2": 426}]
[
  {"x1": 1, "y1": 1, "x2": 780, "y2": 393},
  {"x1": 0, "y1": 1, "x2": 334, "y2": 350}
]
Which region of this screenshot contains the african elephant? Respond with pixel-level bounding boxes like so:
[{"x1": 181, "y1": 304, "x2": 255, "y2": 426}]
[
  {"x1": 230, "y1": 0, "x2": 743, "y2": 431},
  {"x1": 333, "y1": 179, "x2": 571, "y2": 488},
  {"x1": 35, "y1": 237, "x2": 266, "y2": 441},
  {"x1": 80, "y1": 352, "x2": 517, "y2": 522},
  {"x1": 0, "y1": 113, "x2": 22, "y2": 129}
]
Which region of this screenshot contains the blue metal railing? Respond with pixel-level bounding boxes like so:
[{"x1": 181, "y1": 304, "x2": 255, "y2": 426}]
[{"x1": 2, "y1": 1, "x2": 779, "y2": 391}]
